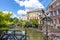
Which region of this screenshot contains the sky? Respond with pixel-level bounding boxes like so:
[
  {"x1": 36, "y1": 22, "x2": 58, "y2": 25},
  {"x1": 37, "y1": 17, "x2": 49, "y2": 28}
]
[{"x1": 0, "y1": 0, "x2": 52, "y2": 18}]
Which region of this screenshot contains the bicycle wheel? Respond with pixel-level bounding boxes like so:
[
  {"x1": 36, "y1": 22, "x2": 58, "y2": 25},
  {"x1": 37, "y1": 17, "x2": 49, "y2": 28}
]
[{"x1": 7, "y1": 35, "x2": 17, "y2": 40}]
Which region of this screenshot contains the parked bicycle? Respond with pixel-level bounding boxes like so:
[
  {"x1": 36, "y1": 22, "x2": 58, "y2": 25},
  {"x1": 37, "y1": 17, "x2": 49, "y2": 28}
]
[{"x1": 0, "y1": 29, "x2": 30, "y2": 40}]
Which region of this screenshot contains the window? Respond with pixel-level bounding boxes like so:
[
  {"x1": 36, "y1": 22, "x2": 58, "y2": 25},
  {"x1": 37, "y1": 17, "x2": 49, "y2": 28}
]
[
  {"x1": 50, "y1": 11, "x2": 53, "y2": 16},
  {"x1": 52, "y1": 20, "x2": 53, "y2": 23},
  {"x1": 58, "y1": 9, "x2": 60, "y2": 14},
  {"x1": 58, "y1": 18, "x2": 60, "y2": 23},
  {"x1": 50, "y1": 5, "x2": 53, "y2": 8},
  {"x1": 55, "y1": 19, "x2": 57, "y2": 23},
  {"x1": 54, "y1": 11, "x2": 57, "y2": 16}
]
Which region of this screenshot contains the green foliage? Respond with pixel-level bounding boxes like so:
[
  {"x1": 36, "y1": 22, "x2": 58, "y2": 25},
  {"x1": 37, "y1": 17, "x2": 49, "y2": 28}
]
[
  {"x1": 0, "y1": 11, "x2": 13, "y2": 28},
  {"x1": 31, "y1": 19, "x2": 38, "y2": 25},
  {"x1": 21, "y1": 19, "x2": 38, "y2": 28},
  {"x1": 20, "y1": 20, "x2": 27, "y2": 26},
  {"x1": 30, "y1": 19, "x2": 38, "y2": 27},
  {"x1": 13, "y1": 17, "x2": 19, "y2": 23},
  {"x1": 25, "y1": 22, "x2": 32, "y2": 28}
]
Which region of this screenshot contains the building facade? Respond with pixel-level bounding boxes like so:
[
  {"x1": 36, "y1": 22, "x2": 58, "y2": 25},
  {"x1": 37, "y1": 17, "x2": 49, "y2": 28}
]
[
  {"x1": 46, "y1": 0, "x2": 60, "y2": 29},
  {"x1": 20, "y1": 15, "x2": 27, "y2": 21},
  {"x1": 46, "y1": 0, "x2": 60, "y2": 39},
  {"x1": 27, "y1": 10, "x2": 42, "y2": 29},
  {"x1": 27, "y1": 10, "x2": 41, "y2": 21}
]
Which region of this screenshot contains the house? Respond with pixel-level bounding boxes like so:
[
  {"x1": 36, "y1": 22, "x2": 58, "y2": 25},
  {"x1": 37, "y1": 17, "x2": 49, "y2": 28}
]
[{"x1": 46, "y1": 0, "x2": 60, "y2": 39}]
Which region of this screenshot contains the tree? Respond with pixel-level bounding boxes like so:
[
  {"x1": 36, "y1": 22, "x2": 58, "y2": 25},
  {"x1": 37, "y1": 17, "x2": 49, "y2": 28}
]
[
  {"x1": 13, "y1": 17, "x2": 19, "y2": 23},
  {"x1": 22, "y1": 19, "x2": 38, "y2": 28},
  {"x1": 30, "y1": 19, "x2": 38, "y2": 28},
  {"x1": 21, "y1": 20, "x2": 27, "y2": 27},
  {"x1": 0, "y1": 11, "x2": 13, "y2": 28},
  {"x1": 24, "y1": 21, "x2": 32, "y2": 28},
  {"x1": 31, "y1": 19, "x2": 38, "y2": 25}
]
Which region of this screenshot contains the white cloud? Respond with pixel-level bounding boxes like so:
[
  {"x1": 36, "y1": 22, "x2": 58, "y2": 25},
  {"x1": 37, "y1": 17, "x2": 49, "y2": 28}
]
[
  {"x1": 15, "y1": 0, "x2": 44, "y2": 18},
  {"x1": 20, "y1": 15, "x2": 27, "y2": 20},
  {"x1": 2, "y1": 11, "x2": 12, "y2": 14},
  {"x1": 11, "y1": 13, "x2": 19, "y2": 18},
  {"x1": 15, "y1": 0, "x2": 44, "y2": 11},
  {"x1": 17, "y1": 10, "x2": 27, "y2": 15},
  {"x1": 14, "y1": 0, "x2": 20, "y2": 4},
  {"x1": 3, "y1": 11, "x2": 9, "y2": 13}
]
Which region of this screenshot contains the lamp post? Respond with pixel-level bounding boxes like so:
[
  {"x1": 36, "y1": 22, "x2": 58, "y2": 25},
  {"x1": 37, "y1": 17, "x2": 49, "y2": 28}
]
[{"x1": 40, "y1": 9, "x2": 52, "y2": 40}]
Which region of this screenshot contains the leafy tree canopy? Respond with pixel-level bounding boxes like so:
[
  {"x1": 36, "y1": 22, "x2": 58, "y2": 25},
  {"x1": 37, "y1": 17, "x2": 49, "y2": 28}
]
[
  {"x1": 31, "y1": 19, "x2": 38, "y2": 25},
  {"x1": 0, "y1": 11, "x2": 13, "y2": 28}
]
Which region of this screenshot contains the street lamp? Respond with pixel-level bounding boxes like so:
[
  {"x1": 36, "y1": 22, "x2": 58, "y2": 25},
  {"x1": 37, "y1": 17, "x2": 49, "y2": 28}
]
[{"x1": 40, "y1": 9, "x2": 52, "y2": 40}]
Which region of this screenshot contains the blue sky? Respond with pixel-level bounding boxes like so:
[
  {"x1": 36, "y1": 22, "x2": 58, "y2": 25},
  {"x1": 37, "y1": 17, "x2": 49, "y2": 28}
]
[{"x1": 0, "y1": 0, "x2": 52, "y2": 18}]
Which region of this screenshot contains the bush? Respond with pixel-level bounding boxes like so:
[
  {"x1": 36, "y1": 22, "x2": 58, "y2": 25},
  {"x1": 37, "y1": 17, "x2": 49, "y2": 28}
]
[{"x1": 24, "y1": 22, "x2": 32, "y2": 28}]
